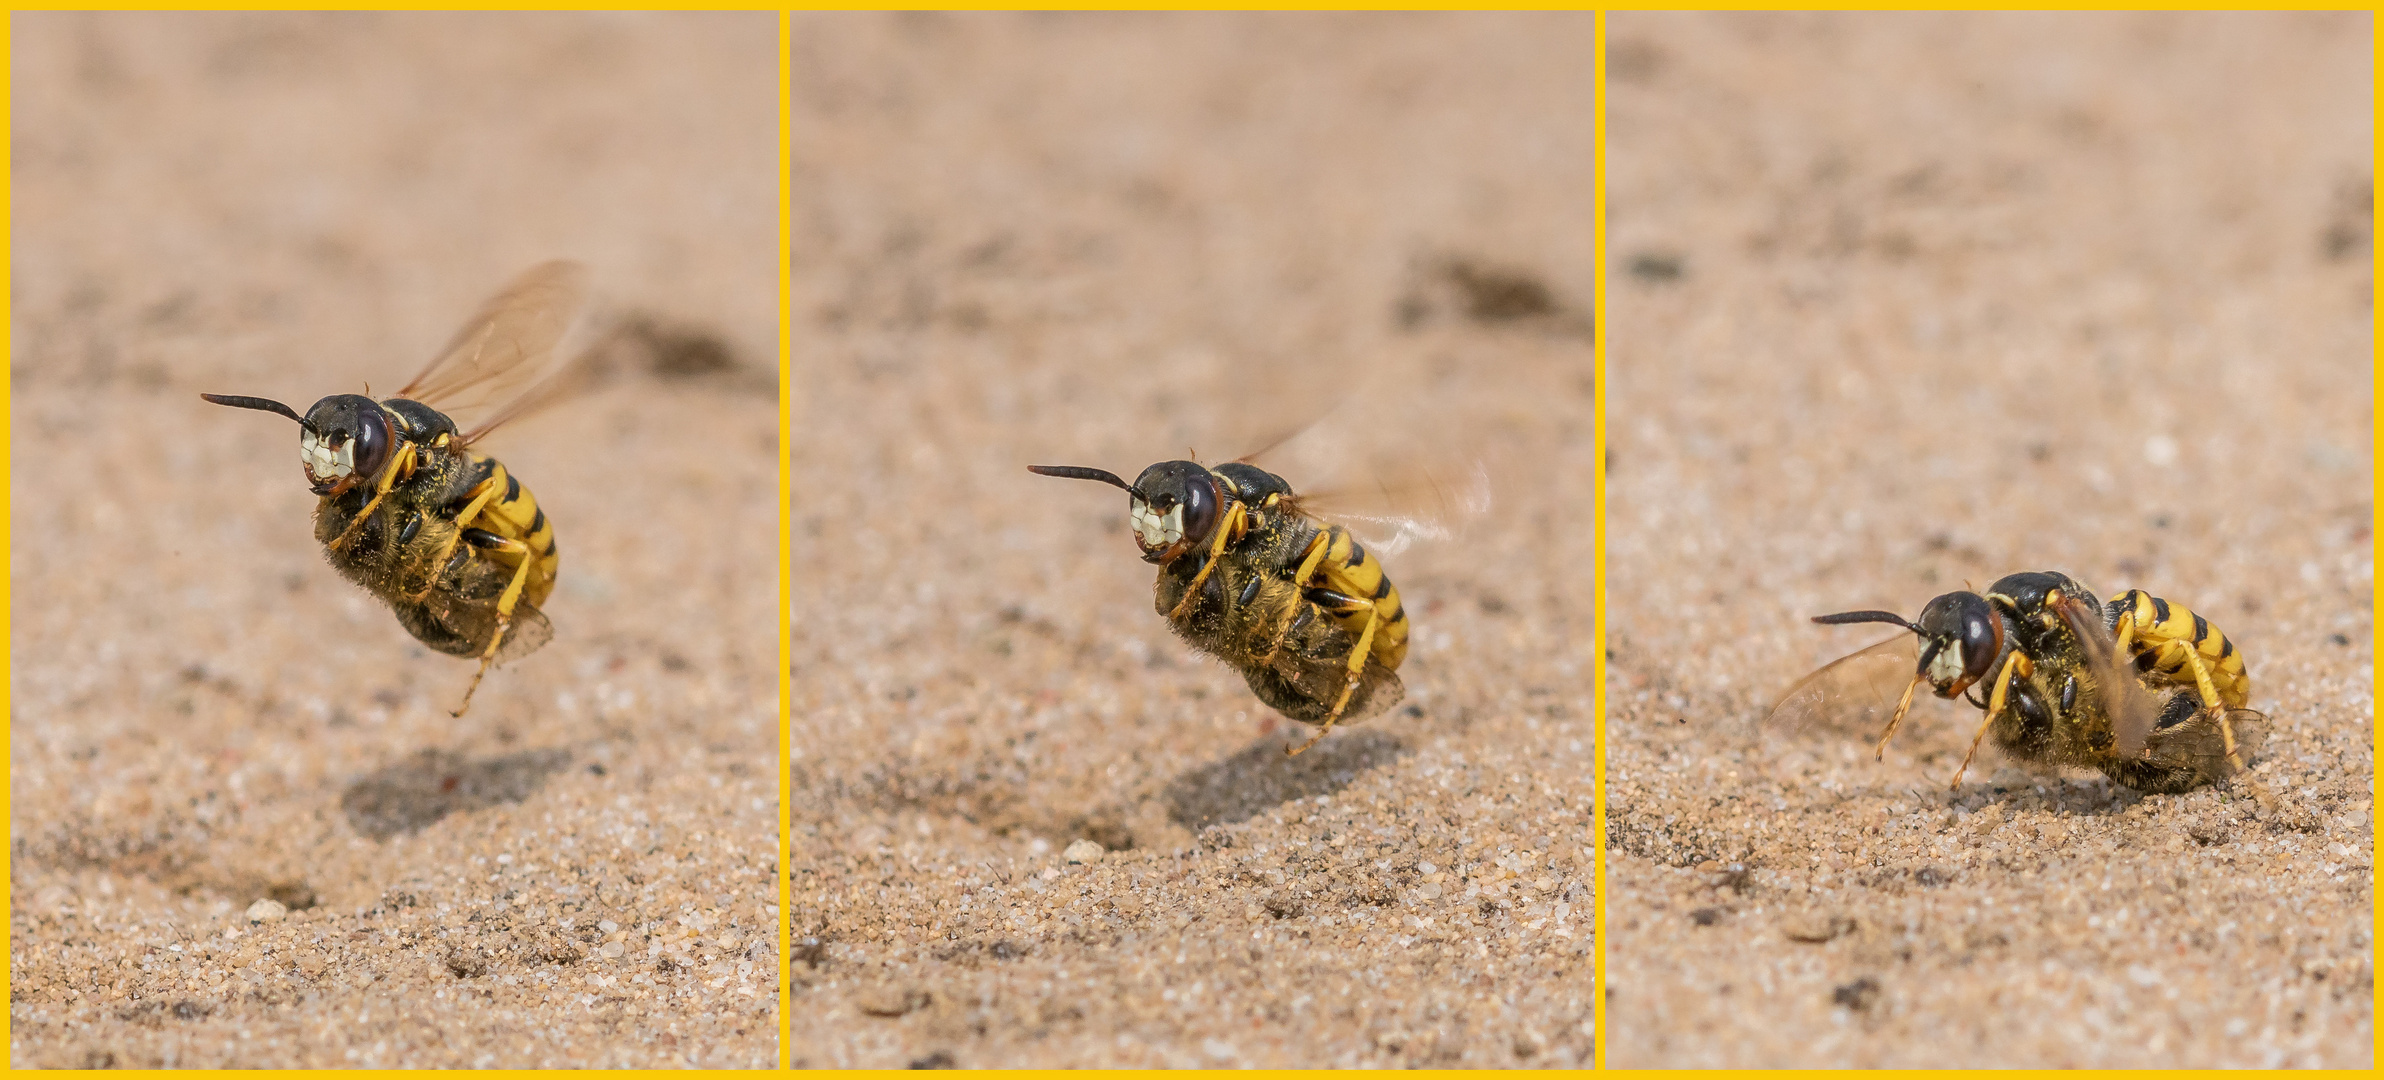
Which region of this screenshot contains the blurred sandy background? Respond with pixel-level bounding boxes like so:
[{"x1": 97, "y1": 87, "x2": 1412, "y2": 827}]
[
  {"x1": 1606, "y1": 12, "x2": 2371, "y2": 1068},
  {"x1": 789, "y1": 13, "x2": 1594, "y2": 1067},
  {"x1": 10, "y1": 13, "x2": 776, "y2": 1067}
]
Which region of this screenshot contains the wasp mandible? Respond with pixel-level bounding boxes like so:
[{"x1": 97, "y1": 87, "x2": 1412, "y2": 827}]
[
  {"x1": 202, "y1": 261, "x2": 586, "y2": 717},
  {"x1": 1767, "y1": 570, "x2": 2263, "y2": 794},
  {"x1": 1029, "y1": 457, "x2": 1430, "y2": 756}
]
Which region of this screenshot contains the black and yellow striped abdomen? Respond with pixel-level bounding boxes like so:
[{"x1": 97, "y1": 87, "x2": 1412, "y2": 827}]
[
  {"x1": 2109, "y1": 589, "x2": 2249, "y2": 708},
  {"x1": 457, "y1": 449, "x2": 559, "y2": 610},
  {"x1": 1307, "y1": 523, "x2": 1409, "y2": 671}
]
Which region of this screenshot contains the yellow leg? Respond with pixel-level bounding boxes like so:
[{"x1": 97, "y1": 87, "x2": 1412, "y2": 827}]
[
  {"x1": 1287, "y1": 598, "x2": 1381, "y2": 758},
  {"x1": 1166, "y1": 503, "x2": 1247, "y2": 620},
  {"x1": 1950, "y1": 651, "x2": 2029, "y2": 789},
  {"x1": 327, "y1": 483, "x2": 393, "y2": 553},
  {"x1": 1872, "y1": 673, "x2": 1925, "y2": 761},
  {"x1": 2177, "y1": 644, "x2": 2225, "y2": 713},
  {"x1": 2118, "y1": 605, "x2": 2225, "y2": 711},
  {"x1": 1255, "y1": 533, "x2": 1337, "y2": 666},
  {"x1": 407, "y1": 478, "x2": 504, "y2": 602},
  {"x1": 327, "y1": 444, "x2": 414, "y2": 553},
  {"x1": 2118, "y1": 608, "x2": 2240, "y2": 769},
  {"x1": 453, "y1": 532, "x2": 536, "y2": 718}
]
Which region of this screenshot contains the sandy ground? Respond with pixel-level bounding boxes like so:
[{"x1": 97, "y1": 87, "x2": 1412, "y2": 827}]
[
  {"x1": 9, "y1": 14, "x2": 778, "y2": 1067},
  {"x1": 1605, "y1": 12, "x2": 2373, "y2": 1068},
  {"x1": 788, "y1": 13, "x2": 1594, "y2": 1068}
]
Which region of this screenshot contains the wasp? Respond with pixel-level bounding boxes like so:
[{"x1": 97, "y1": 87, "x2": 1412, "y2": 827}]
[
  {"x1": 1027, "y1": 458, "x2": 1415, "y2": 755},
  {"x1": 201, "y1": 261, "x2": 586, "y2": 717},
  {"x1": 1767, "y1": 570, "x2": 2264, "y2": 794}
]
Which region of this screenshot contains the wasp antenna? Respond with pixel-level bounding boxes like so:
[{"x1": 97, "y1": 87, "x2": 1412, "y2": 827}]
[
  {"x1": 1027, "y1": 464, "x2": 1136, "y2": 493},
  {"x1": 200, "y1": 393, "x2": 313, "y2": 431},
  {"x1": 1812, "y1": 609, "x2": 1919, "y2": 631}
]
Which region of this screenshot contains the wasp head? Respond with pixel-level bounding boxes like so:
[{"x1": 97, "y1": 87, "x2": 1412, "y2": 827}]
[
  {"x1": 1912, "y1": 591, "x2": 2006, "y2": 697},
  {"x1": 1027, "y1": 459, "x2": 1223, "y2": 565},
  {"x1": 1814, "y1": 589, "x2": 2005, "y2": 699},
  {"x1": 201, "y1": 391, "x2": 394, "y2": 497}
]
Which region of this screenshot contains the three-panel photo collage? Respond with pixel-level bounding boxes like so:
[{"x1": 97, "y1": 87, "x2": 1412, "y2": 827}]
[{"x1": 8, "y1": 9, "x2": 2372, "y2": 1071}]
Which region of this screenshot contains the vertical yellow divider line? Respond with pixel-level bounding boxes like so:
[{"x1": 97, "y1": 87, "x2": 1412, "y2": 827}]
[
  {"x1": 778, "y1": 7, "x2": 795, "y2": 1070},
  {"x1": 2364, "y1": 12, "x2": 2384, "y2": 1058},
  {"x1": 1, "y1": 10, "x2": 14, "y2": 1054},
  {"x1": 1591, "y1": 8, "x2": 1609, "y2": 1072}
]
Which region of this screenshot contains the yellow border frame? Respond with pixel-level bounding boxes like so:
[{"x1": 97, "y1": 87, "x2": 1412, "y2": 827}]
[
  {"x1": 777, "y1": 8, "x2": 796, "y2": 1069},
  {"x1": 1591, "y1": 9, "x2": 1611, "y2": 1071},
  {"x1": 2, "y1": 10, "x2": 15, "y2": 1058}
]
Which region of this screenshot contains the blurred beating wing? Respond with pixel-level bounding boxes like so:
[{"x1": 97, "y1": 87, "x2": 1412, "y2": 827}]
[
  {"x1": 1279, "y1": 459, "x2": 1493, "y2": 557},
  {"x1": 396, "y1": 260, "x2": 589, "y2": 439},
  {"x1": 1761, "y1": 633, "x2": 1920, "y2": 744},
  {"x1": 2050, "y1": 591, "x2": 2162, "y2": 758}
]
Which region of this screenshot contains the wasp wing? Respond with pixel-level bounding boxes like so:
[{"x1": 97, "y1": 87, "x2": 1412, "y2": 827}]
[
  {"x1": 1278, "y1": 459, "x2": 1493, "y2": 557},
  {"x1": 1761, "y1": 634, "x2": 1920, "y2": 743},
  {"x1": 396, "y1": 260, "x2": 589, "y2": 435}
]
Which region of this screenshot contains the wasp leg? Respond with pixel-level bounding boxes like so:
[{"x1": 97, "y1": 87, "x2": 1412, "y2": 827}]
[
  {"x1": 2113, "y1": 605, "x2": 2229, "y2": 712},
  {"x1": 1287, "y1": 594, "x2": 1382, "y2": 758},
  {"x1": 1951, "y1": 651, "x2": 2031, "y2": 790},
  {"x1": 452, "y1": 528, "x2": 537, "y2": 718},
  {"x1": 1871, "y1": 673, "x2": 1926, "y2": 761},
  {"x1": 327, "y1": 443, "x2": 416, "y2": 553},
  {"x1": 1283, "y1": 527, "x2": 1381, "y2": 757},
  {"x1": 1254, "y1": 531, "x2": 1338, "y2": 667},
  {"x1": 406, "y1": 477, "x2": 506, "y2": 602},
  {"x1": 1166, "y1": 502, "x2": 1249, "y2": 621}
]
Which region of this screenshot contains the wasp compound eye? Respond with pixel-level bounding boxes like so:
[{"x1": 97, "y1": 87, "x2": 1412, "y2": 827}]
[
  {"x1": 346, "y1": 407, "x2": 392, "y2": 483},
  {"x1": 1175, "y1": 472, "x2": 1220, "y2": 547}
]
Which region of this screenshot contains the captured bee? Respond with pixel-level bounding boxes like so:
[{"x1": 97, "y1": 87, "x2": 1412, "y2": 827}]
[
  {"x1": 1028, "y1": 458, "x2": 1416, "y2": 755},
  {"x1": 1767, "y1": 570, "x2": 2263, "y2": 794},
  {"x1": 201, "y1": 261, "x2": 586, "y2": 717}
]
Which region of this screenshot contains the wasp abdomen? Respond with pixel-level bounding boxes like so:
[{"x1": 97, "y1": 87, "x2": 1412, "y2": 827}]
[
  {"x1": 2108, "y1": 588, "x2": 2250, "y2": 708},
  {"x1": 1308, "y1": 524, "x2": 1408, "y2": 671}
]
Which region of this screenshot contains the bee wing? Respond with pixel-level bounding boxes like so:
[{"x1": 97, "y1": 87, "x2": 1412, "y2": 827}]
[
  {"x1": 1276, "y1": 459, "x2": 1494, "y2": 557},
  {"x1": 421, "y1": 586, "x2": 554, "y2": 667},
  {"x1": 1761, "y1": 634, "x2": 1920, "y2": 742},
  {"x1": 2050, "y1": 592, "x2": 2162, "y2": 758},
  {"x1": 395, "y1": 261, "x2": 589, "y2": 437},
  {"x1": 491, "y1": 606, "x2": 554, "y2": 665},
  {"x1": 2146, "y1": 707, "x2": 2267, "y2": 782}
]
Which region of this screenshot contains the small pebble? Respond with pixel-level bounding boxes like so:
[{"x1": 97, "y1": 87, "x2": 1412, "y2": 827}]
[
  {"x1": 244, "y1": 898, "x2": 288, "y2": 924},
  {"x1": 1063, "y1": 839, "x2": 1105, "y2": 864}
]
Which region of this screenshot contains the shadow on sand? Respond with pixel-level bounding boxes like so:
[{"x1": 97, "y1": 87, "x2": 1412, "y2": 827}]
[
  {"x1": 340, "y1": 746, "x2": 574, "y2": 840},
  {"x1": 1162, "y1": 728, "x2": 1410, "y2": 829}
]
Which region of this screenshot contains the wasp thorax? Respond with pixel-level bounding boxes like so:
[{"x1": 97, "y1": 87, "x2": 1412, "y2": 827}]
[{"x1": 1914, "y1": 590, "x2": 2002, "y2": 698}]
